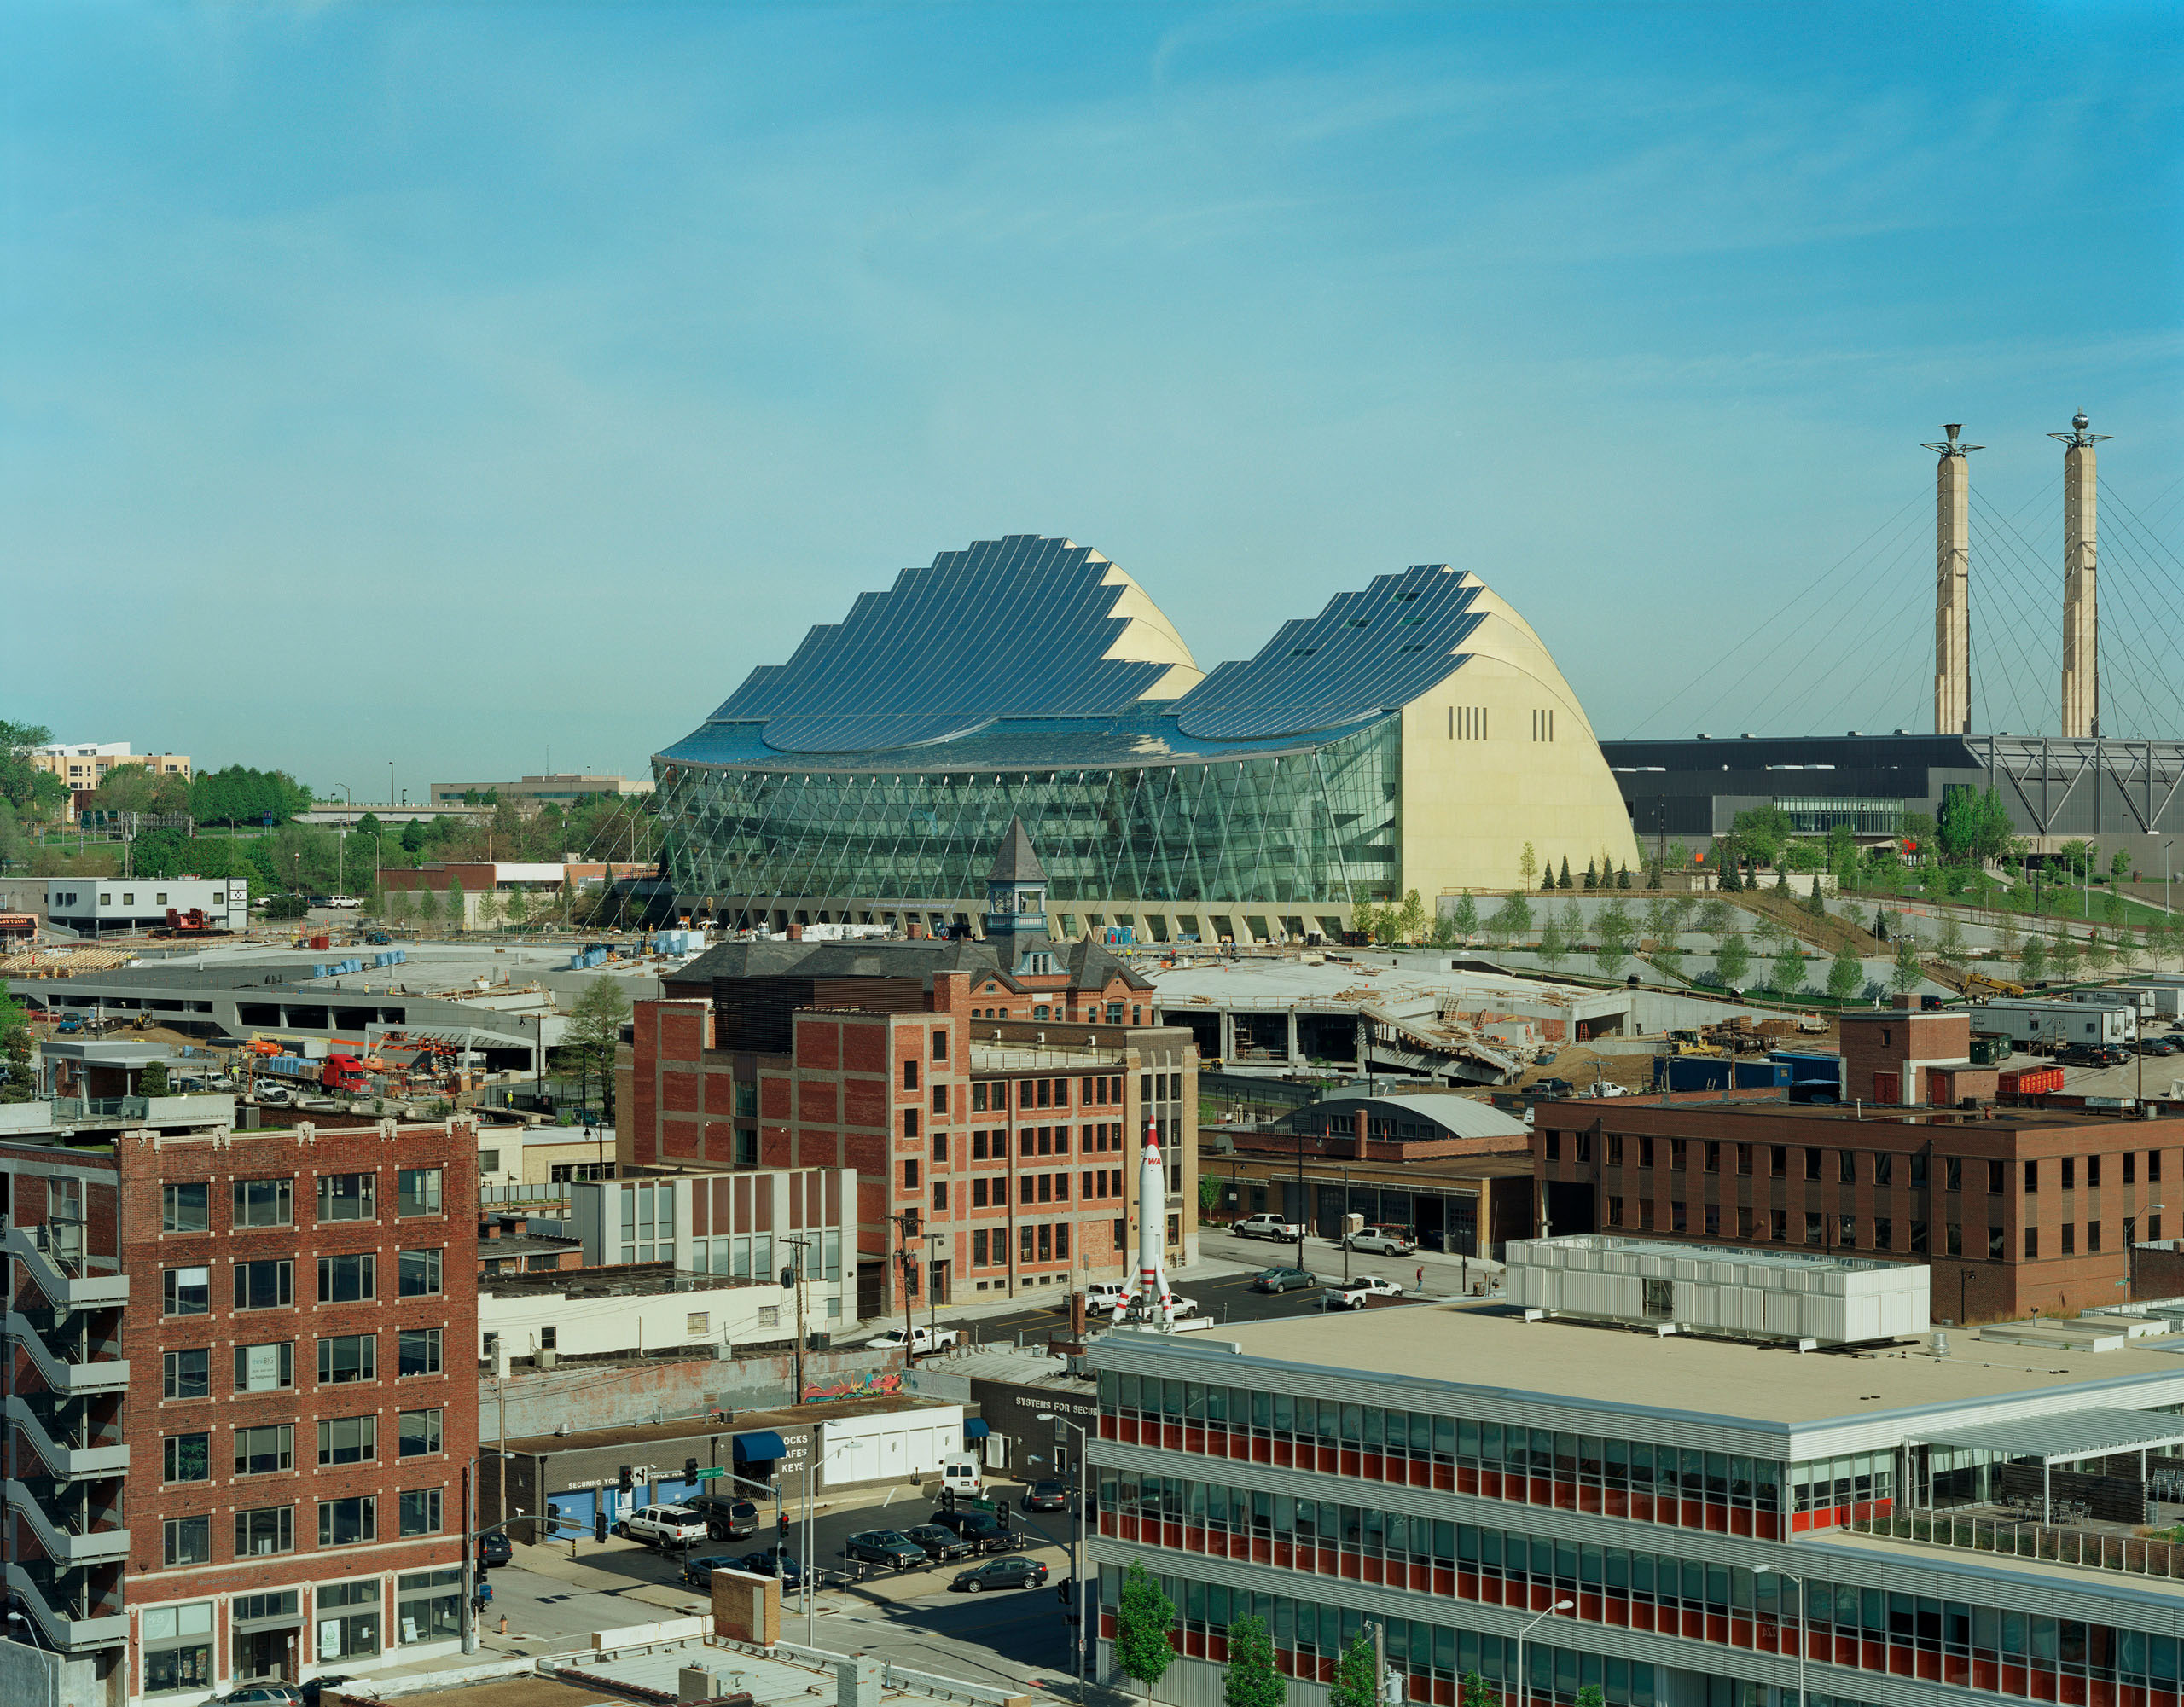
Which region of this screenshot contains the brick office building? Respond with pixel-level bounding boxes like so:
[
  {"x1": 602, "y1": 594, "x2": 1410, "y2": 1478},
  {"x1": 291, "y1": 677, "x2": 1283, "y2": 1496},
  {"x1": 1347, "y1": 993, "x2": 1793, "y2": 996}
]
[
  {"x1": 1534, "y1": 1094, "x2": 2184, "y2": 1324},
  {"x1": 3, "y1": 1117, "x2": 478, "y2": 1703},
  {"x1": 625, "y1": 828, "x2": 1200, "y2": 1315}
]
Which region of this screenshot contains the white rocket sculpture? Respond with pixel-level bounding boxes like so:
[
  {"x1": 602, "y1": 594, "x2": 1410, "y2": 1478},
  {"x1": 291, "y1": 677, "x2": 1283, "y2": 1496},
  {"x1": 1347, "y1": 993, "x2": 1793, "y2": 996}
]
[{"x1": 1118, "y1": 1115, "x2": 1180, "y2": 1326}]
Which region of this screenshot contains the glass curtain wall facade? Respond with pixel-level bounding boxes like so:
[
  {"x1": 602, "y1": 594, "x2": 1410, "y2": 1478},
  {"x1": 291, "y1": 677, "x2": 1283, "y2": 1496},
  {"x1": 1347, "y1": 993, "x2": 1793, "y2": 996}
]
[{"x1": 653, "y1": 716, "x2": 1400, "y2": 914}]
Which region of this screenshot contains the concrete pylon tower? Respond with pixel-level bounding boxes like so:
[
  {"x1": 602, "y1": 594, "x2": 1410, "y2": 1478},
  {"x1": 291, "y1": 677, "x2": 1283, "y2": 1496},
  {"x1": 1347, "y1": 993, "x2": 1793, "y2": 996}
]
[
  {"x1": 2053, "y1": 411, "x2": 2111, "y2": 738},
  {"x1": 1921, "y1": 425, "x2": 1980, "y2": 734}
]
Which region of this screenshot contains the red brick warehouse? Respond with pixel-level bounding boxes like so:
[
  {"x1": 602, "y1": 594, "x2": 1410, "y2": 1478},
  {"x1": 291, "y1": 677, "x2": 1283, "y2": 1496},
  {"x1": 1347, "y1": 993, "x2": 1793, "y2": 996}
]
[
  {"x1": 622, "y1": 825, "x2": 1202, "y2": 1315},
  {"x1": 3, "y1": 1115, "x2": 478, "y2": 1703}
]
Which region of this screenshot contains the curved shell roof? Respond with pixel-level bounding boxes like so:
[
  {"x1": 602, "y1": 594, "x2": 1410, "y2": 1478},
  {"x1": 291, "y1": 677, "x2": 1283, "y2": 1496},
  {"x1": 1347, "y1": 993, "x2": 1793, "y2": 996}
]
[
  {"x1": 713, "y1": 534, "x2": 1202, "y2": 755},
  {"x1": 691, "y1": 539, "x2": 1593, "y2": 761}
]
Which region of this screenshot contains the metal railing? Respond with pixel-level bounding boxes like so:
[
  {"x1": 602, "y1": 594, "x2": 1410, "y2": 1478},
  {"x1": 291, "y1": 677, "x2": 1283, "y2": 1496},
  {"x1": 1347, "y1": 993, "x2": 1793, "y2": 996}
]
[
  {"x1": 49, "y1": 1096, "x2": 147, "y2": 1120},
  {"x1": 1850, "y1": 1508, "x2": 2184, "y2": 1578}
]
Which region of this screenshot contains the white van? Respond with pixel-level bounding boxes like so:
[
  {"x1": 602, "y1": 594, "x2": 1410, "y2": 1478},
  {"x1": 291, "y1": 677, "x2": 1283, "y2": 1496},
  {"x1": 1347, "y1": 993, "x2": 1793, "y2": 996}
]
[{"x1": 940, "y1": 1456, "x2": 984, "y2": 1497}]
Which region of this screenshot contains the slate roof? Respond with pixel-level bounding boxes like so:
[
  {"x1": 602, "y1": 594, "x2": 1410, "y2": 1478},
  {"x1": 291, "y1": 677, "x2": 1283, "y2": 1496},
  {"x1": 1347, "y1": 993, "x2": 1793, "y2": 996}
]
[{"x1": 985, "y1": 816, "x2": 1048, "y2": 885}]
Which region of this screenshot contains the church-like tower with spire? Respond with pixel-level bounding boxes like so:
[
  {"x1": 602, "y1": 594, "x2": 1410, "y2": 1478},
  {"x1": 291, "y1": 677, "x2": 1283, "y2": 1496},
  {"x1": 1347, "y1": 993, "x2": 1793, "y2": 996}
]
[{"x1": 982, "y1": 816, "x2": 1057, "y2": 976}]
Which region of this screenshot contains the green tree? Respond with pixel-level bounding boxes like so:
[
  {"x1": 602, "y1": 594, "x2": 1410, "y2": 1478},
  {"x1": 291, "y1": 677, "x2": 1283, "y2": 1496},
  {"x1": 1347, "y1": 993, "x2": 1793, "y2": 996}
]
[
  {"x1": 445, "y1": 879, "x2": 468, "y2": 932},
  {"x1": 1115, "y1": 1563, "x2": 1176, "y2": 1707},
  {"x1": 1718, "y1": 857, "x2": 1741, "y2": 893},
  {"x1": 1932, "y1": 914, "x2": 1968, "y2": 975},
  {"x1": 416, "y1": 885, "x2": 442, "y2": 925},
  {"x1": 2018, "y1": 932, "x2": 2048, "y2": 984},
  {"x1": 1537, "y1": 910, "x2": 1568, "y2": 970},
  {"x1": 2085, "y1": 930, "x2": 2113, "y2": 973},
  {"x1": 1198, "y1": 1176, "x2": 1225, "y2": 1221},
  {"x1": 0, "y1": 721, "x2": 55, "y2": 812},
  {"x1": 1616, "y1": 862, "x2": 1632, "y2": 891},
  {"x1": 1519, "y1": 843, "x2": 1538, "y2": 891},
  {"x1": 1583, "y1": 857, "x2": 1599, "y2": 891},
  {"x1": 1450, "y1": 893, "x2": 1479, "y2": 938},
  {"x1": 1597, "y1": 897, "x2": 1635, "y2": 978},
  {"x1": 1328, "y1": 1629, "x2": 1380, "y2": 1707},
  {"x1": 1729, "y1": 804, "x2": 1795, "y2": 870},
  {"x1": 1937, "y1": 787, "x2": 2013, "y2": 866},
  {"x1": 264, "y1": 894, "x2": 309, "y2": 921},
  {"x1": 504, "y1": 885, "x2": 531, "y2": 933},
  {"x1": 1489, "y1": 892, "x2": 1533, "y2": 943},
  {"x1": 1350, "y1": 900, "x2": 1380, "y2": 943},
  {"x1": 559, "y1": 975, "x2": 632, "y2": 1121},
  {"x1": 2113, "y1": 849, "x2": 2134, "y2": 884},
  {"x1": 1872, "y1": 907, "x2": 1890, "y2": 942},
  {"x1": 0, "y1": 801, "x2": 29, "y2": 871},
  {"x1": 1459, "y1": 1675, "x2": 1497, "y2": 1707},
  {"x1": 1827, "y1": 937, "x2": 1864, "y2": 1002},
  {"x1": 1642, "y1": 896, "x2": 1674, "y2": 943},
  {"x1": 139, "y1": 1060, "x2": 169, "y2": 1097},
  {"x1": 1889, "y1": 932, "x2": 1924, "y2": 997},
  {"x1": 1556, "y1": 856, "x2": 1572, "y2": 891},
  {"x1": 1769, "y1": 942, "x2": 1808, "y2": 999},
  {"x1": 1222, "y1": 1615, "x2": 1286, "y2": 1707},
  {"x1": 1576, "y1": 1688, "x2": 1606, "y2": 1707},
  {"x1": 1806, "y1": 876, "x2": 1827, "y2": 917},
  {"x1": 0, "y1": 993, "x2": 33, "y2": 1103},
  {"x1": 1695, "y1": 897, "x2": 1731, "y2": 937},
  {"x1": 1714, "y1": 931, "x2": 1751, "y2": 988},
  {"x1": 2048, "y1": 926, "x2": 2080, "y2": 984},
  {"x1": 1397, "y1": 888, "x2": 1427, "y2": 945}
]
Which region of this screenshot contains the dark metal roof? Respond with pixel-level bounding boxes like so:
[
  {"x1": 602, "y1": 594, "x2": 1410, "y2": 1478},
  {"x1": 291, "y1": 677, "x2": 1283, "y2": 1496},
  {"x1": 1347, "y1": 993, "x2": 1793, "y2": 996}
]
[
  {"x1": 985, "y1": 816, "x2": 1048, "y2": 885},
  {"x1": 1171, "y1": 564, "x2": 1484, "y2": 741},
  {"x1": 665, "y1": 934, "x2": 1152, "y2": 995},
  {"x1": 709, "y1": 535, "x2": 1178, "y2": 755}
]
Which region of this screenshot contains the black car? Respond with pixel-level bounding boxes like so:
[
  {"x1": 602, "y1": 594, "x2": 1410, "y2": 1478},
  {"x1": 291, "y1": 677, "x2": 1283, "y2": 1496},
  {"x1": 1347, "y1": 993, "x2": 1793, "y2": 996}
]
[
  {"x1": 731, "y1": 1548, "x2": 804, "y2": 1589},
  {"x1": 476, "y1": 1531, "x2": 514, "y2": 1568},
  {"x1": 952, "y1": 1556, "x2": 1050, "y2": 1593},
  {"x1": 684, "y1": 1494, "x2": 761, "y2": 1541},
  {"x1": 300, "y1": 1682, "x2": 353, "y2": 1707},
  {"x1": 902, "y1": 1523, "x2": 971, "y2": 1563},
  {"x1": 926, "y1": 1509, "x2": 1019, "y2": 1553},
  {"x1": 681, "y1": 1553, "x2": 740, "y2": 1588},
  {"x1": 845, "y1": 1529, "x2": 929, "y2": 1570},
  {"x1": 1022, "y1": 1478, "x2": 1069, "y2": 1513}
]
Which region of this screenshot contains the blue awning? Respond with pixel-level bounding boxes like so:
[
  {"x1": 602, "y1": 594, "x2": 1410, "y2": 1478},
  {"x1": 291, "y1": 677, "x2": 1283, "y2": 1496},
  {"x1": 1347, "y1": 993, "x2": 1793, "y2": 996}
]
[
  {"x1": 732, "y1": 1431, "x2": 787, "y2": 1463},
  {"x1": 962, "y1": 1419, "x2": 990, "y2": 1440}
]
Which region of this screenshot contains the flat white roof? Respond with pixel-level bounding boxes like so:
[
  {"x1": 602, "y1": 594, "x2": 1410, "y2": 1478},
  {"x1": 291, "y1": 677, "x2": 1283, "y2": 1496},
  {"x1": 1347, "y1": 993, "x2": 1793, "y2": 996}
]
[{"x1": 1188, "y1": 1302, "x2": 2184, "y2": 1429}]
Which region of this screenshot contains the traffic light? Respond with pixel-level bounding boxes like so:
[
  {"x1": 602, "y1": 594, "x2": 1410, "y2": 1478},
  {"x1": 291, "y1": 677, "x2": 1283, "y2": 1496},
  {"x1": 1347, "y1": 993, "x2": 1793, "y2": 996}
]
[
  {"x1": 777, "y1": 1508, "x2": 790, "y2": 1541},
  {"x1": 593, "y1": 1511, "x2": 608, "y2": 1543},
  {"x1": 939, "y1": 1486, "x2": 956, "y2": 1513},
  {"x1": 684, "y1": 1457, "x2": 699, "y2": 1483},
  {"x1": 996, "y1": 1501, "x2": 1012, "y2": 1526},
  {"x1": 617, "y1": 1464, "x2": 633, "y2": 1494}
]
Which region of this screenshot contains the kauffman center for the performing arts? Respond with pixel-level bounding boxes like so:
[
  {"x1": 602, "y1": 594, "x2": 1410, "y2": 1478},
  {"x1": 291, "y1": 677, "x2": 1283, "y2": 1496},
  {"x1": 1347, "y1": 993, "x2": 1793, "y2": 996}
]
[{"x1": 653, "y1": 535, "x2": 1639, "y2": 942}]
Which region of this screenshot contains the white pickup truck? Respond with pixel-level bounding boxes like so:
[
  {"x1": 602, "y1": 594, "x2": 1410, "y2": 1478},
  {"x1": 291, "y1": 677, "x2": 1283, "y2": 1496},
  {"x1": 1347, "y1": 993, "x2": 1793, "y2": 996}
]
[
  {"x1": 1230, "y1": 1212, "x2": 1305, "y2": 1241},
  {"x1": 866, "y1": 1325, "x2": 961, "y2": 1354}
]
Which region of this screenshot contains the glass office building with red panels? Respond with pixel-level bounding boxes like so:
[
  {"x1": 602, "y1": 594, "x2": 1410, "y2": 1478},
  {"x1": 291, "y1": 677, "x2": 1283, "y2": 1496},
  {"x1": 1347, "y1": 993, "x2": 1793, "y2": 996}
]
[{"x1": 1086, "y1": 1297, "x2": 2184, "y2": 1707}]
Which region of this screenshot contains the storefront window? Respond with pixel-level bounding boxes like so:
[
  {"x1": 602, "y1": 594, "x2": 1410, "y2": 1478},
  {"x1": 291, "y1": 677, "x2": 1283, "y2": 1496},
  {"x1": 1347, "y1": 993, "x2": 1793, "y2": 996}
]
[
  {"x1": 142, "y1": 1601, "x2": 215, "y2": 1693},
  {"x1": 317, "y1": 1579, "x2": 381, "y2": 1660},
  {"x1": 397, "y1": 1569, "x2": 463, "y2": 1644}
]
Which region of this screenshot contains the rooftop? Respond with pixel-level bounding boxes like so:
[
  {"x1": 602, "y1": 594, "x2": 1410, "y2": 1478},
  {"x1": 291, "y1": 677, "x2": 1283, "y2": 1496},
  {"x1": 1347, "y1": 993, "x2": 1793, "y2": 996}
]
[
  {"x1": 1520, "y1": 1233, "x2": 1916, "y2": 1276},
  {"x1": 1145, "y1": 954, "x2": 1627, "y2": 1014},
  {"x1": 1154, "y1": 1300, "x2": 2184, "y2": 1431},
  {"x1": 497, "y1": 1392, "x2": 942, "y2": 1457},
  {"x1": 1534, "y1": 1094, "x2": 2180, "y2": 1134}
]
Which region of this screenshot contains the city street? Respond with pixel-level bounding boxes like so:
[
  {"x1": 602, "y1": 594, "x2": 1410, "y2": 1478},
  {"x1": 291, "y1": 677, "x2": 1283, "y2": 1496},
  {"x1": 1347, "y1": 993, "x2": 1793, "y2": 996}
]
[{"x1": 473, "y1": 1474, "x2": 1083, "y2": 1694}]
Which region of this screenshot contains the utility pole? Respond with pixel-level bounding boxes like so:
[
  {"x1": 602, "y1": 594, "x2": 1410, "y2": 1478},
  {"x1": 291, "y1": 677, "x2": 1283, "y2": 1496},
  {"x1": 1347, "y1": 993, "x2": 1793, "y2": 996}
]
[{"x1": 781, "y1": 1234, "x2": 812, "y2": 1403}]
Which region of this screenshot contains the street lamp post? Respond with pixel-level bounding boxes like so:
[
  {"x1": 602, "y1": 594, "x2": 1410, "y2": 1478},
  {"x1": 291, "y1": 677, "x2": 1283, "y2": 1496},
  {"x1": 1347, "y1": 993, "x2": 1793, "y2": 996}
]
[
  {"x1": 1515, "y1": 1600, "x2": 1572, "y2": 1707},
  {"x1": 1757, "y1": 1568, "x2": 1804, "y2": 1707},
  {"x1": 1037, "y1": 1413, "x2": 1094, "y2": 1704}
]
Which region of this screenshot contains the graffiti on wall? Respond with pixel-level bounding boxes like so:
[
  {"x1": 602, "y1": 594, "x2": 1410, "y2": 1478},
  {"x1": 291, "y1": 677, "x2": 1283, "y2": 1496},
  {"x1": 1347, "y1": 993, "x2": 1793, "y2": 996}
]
[{"x1": 803, "y1": 1369, "x2": 902, "y2": 1402}]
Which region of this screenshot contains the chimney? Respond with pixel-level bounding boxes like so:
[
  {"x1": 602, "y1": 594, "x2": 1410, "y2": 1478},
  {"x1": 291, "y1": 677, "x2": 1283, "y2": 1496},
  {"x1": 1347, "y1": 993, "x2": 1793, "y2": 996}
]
[
  {"x1": 2053, "y1": 410, "x2": 2110, "y2": 738},
  {"x1": 1923, "y1": 424, "x2": 1979, "y2": 734}
]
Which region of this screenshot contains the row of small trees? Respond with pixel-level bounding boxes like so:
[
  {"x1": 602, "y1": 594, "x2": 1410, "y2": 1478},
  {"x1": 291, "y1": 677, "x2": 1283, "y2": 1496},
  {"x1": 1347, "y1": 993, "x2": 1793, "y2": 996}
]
[{"x1": 1116, "y1": 1561, "x2": 1594, "y2": 1707}]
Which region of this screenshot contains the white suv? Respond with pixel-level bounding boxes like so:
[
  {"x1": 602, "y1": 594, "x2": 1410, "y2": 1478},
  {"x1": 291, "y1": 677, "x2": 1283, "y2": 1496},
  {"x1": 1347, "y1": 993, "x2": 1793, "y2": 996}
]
[{"x1": 619, "y1": 1505, "x2": 711, "y2": 1548}]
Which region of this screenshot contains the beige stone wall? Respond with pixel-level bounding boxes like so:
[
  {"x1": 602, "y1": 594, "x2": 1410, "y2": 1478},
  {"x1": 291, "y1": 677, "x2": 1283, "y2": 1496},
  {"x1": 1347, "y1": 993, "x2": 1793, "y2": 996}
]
[{"x1": 1397, "y1": 583, "x2": 1640, "y2": 896}]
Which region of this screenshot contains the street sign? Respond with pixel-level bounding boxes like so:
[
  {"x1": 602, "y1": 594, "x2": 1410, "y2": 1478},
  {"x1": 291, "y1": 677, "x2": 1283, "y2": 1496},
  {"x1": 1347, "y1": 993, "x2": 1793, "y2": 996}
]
[{"x1": 694, "y1": 1466, "x2": 725, "y2": 1479}]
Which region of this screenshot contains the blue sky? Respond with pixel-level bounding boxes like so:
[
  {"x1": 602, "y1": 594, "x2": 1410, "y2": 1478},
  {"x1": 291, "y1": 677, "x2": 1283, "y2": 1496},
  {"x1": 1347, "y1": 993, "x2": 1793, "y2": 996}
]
[{"x1": 5, "y1": 3, "x2": 2180, "y2": 794}]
